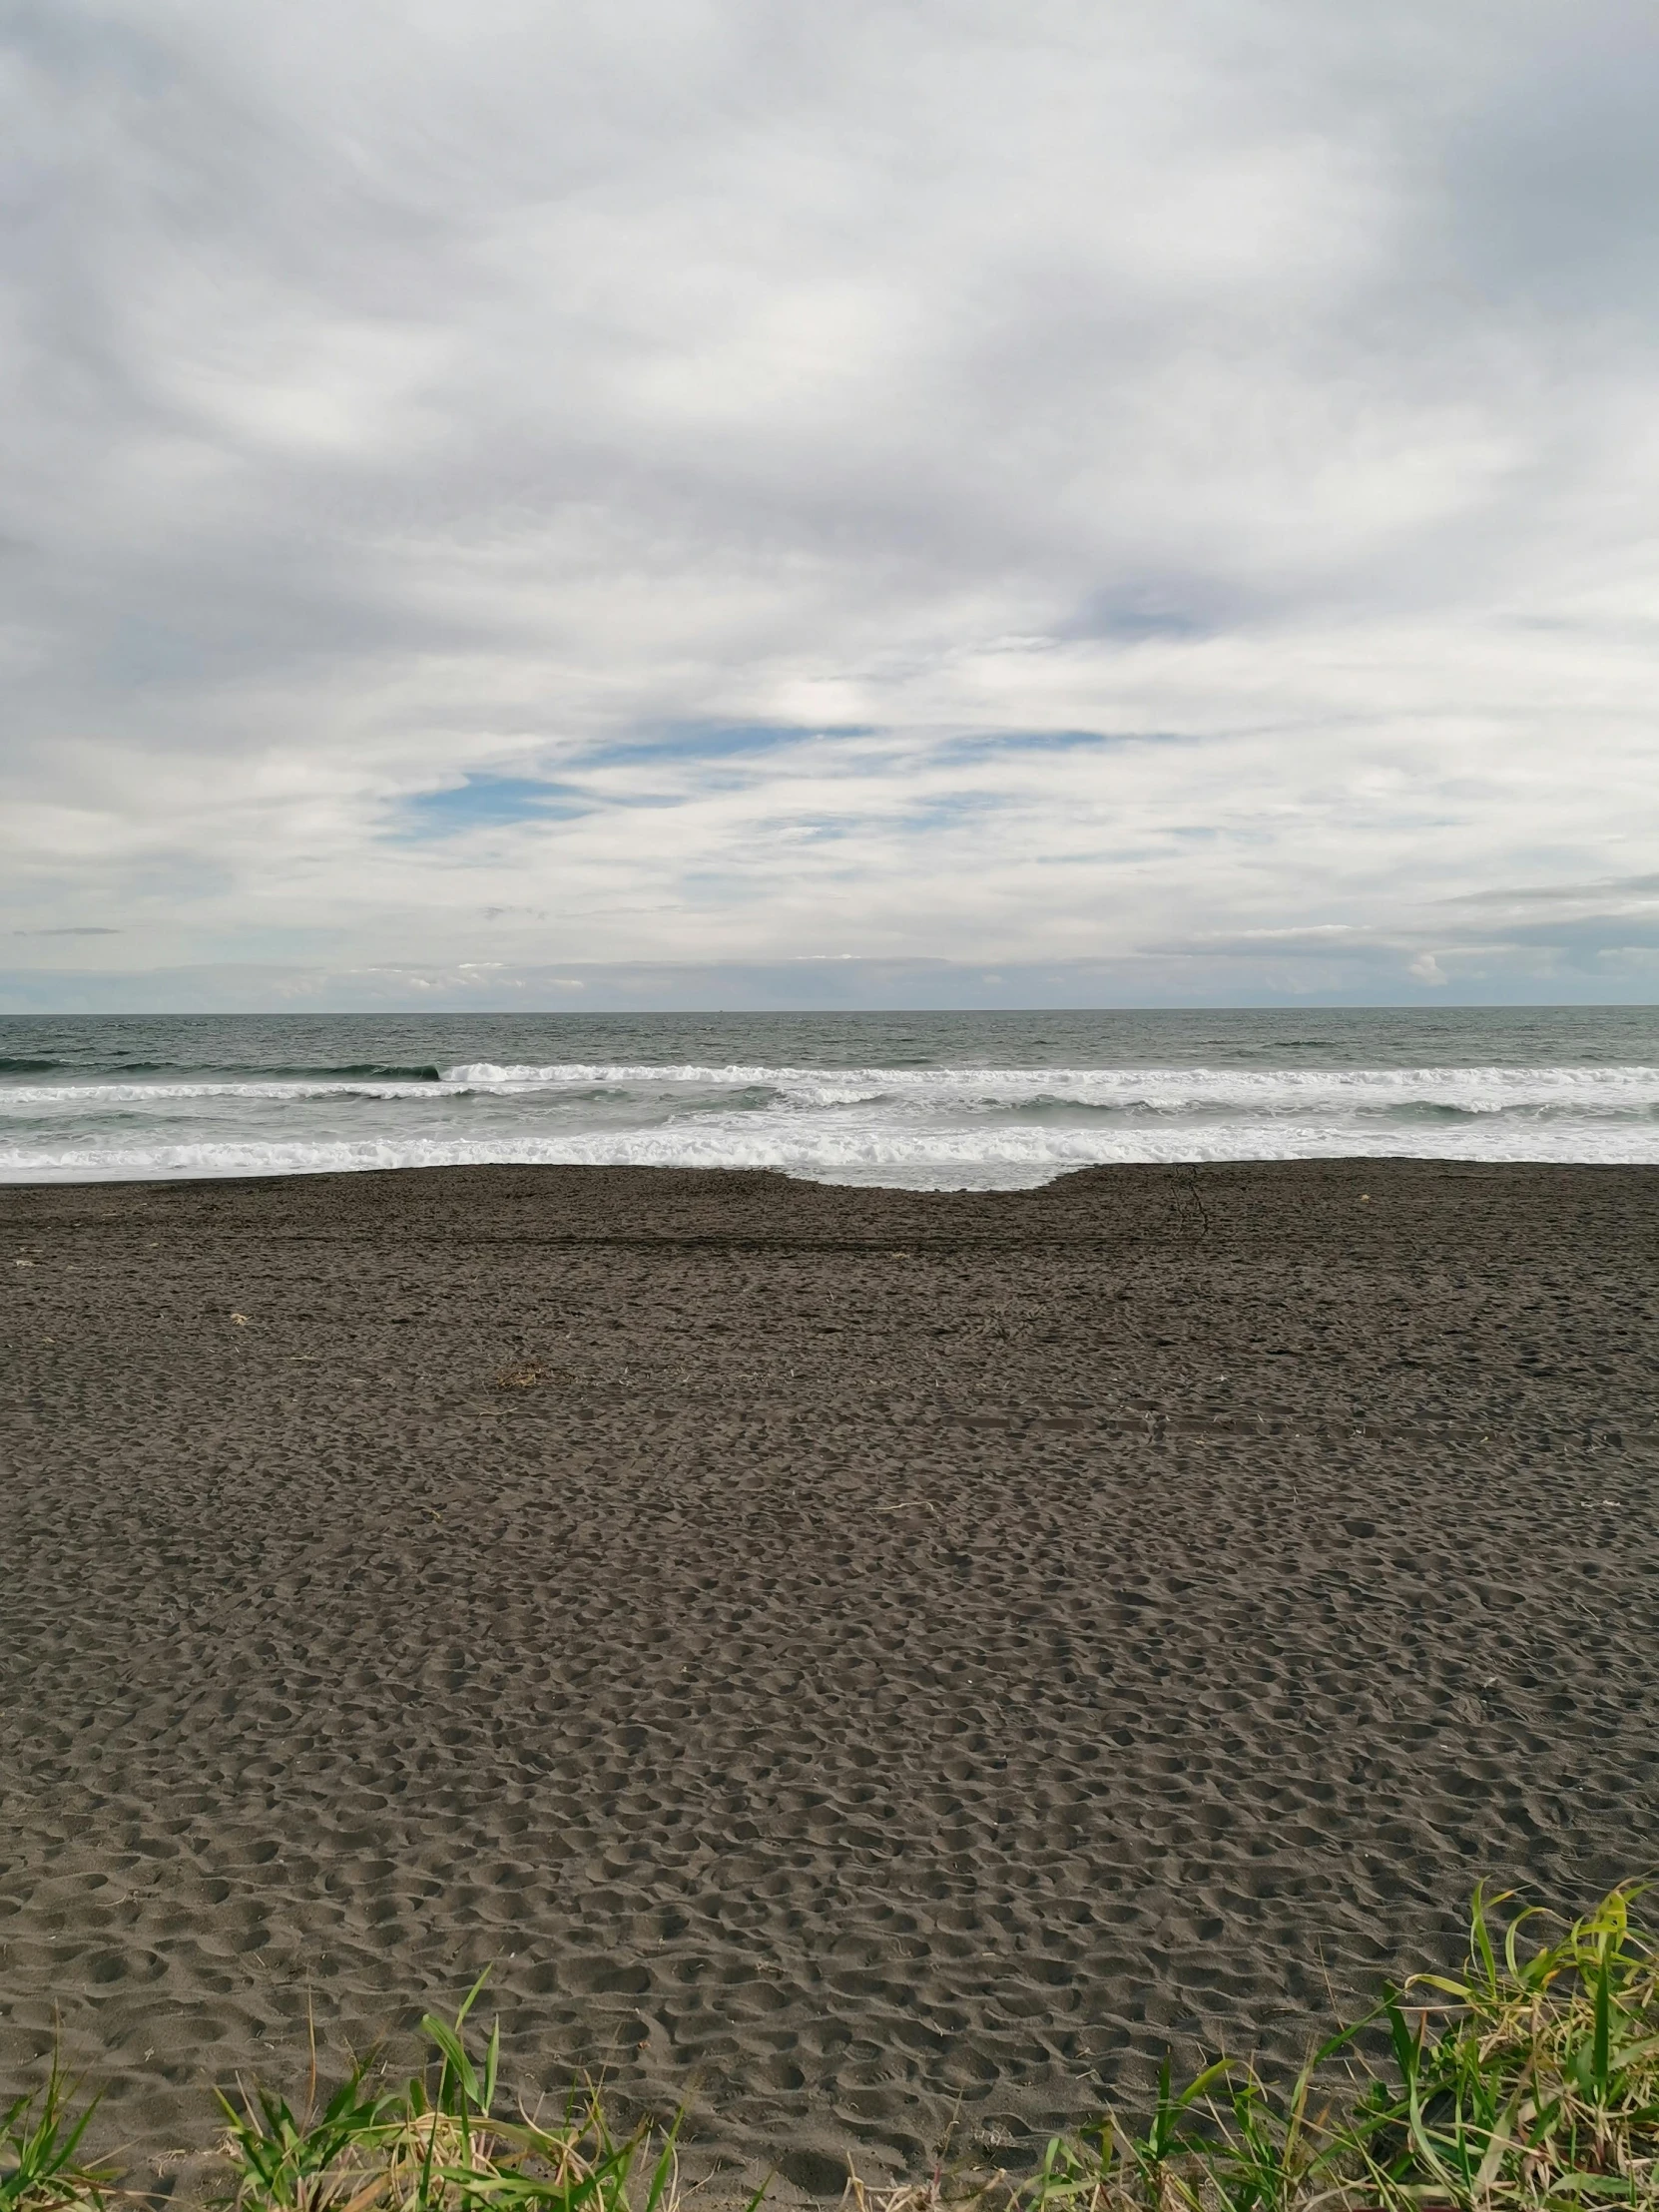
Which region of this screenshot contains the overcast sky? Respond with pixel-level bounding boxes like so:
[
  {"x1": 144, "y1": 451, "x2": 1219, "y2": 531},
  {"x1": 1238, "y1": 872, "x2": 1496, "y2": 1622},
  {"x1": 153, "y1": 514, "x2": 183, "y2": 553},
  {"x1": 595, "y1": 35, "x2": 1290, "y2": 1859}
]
[{"x1": 4, "y1": 0, "x2": 1658, "y2": 1011}]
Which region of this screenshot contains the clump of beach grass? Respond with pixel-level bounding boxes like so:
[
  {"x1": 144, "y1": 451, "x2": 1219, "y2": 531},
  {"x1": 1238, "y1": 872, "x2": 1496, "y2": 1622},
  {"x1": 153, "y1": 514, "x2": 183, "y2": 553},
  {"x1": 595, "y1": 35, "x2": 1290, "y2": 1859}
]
[
  {"x1": 216, "y1": 1977, "x2": 694, "y2": 2212},
  {"x1": 1, "y1": 2052, "x2": 113, "y2": 2212},
  {"x1": 849, "y1": 1882, "x2": 1659, "y2": 2212}
]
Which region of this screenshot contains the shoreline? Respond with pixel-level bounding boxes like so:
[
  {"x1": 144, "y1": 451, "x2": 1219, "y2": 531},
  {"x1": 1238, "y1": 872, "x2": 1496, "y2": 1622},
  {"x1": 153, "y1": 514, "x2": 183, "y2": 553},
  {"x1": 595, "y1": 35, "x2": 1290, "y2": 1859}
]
[
  {"x1": 7, "y1": 1143, "x2": 1659, "y2": 1193},
  {"x1": 4, "y1": 1160, "x2": 1658, "y2": 2195}
]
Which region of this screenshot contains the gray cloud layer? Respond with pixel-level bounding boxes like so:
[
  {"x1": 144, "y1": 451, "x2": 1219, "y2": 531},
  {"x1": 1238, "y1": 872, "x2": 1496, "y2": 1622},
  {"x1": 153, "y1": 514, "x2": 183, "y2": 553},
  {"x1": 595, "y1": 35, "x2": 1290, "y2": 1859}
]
[{"x1": 4, "y1": 1, "x2": 1657, "y2": 1009}]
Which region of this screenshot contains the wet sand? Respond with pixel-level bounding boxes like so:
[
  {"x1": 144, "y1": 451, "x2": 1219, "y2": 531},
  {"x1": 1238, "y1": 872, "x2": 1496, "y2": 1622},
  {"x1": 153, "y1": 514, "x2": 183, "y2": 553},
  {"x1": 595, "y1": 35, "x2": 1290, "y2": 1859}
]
[{"x1": 2, "y1": 1161, "x2": 1657, "y2": 2198}]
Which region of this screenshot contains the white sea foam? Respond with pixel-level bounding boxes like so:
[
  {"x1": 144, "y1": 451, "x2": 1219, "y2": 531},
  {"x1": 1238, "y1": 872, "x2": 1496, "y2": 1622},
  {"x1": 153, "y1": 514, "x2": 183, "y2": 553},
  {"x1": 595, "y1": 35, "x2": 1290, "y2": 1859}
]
[
  {"x1": 13, "y1": 1060, "x2": 1657, "y2": 1111},
  {"x1": 2, "y1": 1057, "x2": 1658, "y2": 1186},
  {"x1": 0, "y1": 1078, "x2": 455, "y2": 1109},
  {"x1": 444, "y1": 1059, "x2": 1659, "y2": 1117}
]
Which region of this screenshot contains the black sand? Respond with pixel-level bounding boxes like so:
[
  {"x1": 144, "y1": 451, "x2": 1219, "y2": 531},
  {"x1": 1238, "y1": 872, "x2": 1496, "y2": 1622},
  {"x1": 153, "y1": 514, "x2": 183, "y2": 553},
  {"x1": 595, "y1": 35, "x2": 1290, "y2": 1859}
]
[{"x1": 2, "y1": 1162, "x2": 1658, "y2": 2197}]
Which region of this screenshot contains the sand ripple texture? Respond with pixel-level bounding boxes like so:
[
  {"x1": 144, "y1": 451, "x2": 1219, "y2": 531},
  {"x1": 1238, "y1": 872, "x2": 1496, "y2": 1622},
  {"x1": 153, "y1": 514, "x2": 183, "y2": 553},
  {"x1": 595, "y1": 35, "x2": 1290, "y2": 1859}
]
[{"x1": 2, "y1": 1162, "x2": 1658, "y2": 2202}]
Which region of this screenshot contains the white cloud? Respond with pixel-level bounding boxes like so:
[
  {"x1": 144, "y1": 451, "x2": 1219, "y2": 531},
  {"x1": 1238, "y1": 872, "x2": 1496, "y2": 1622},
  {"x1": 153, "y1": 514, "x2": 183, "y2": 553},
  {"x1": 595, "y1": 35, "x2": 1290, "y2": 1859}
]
[{"x1": 3, "y1": 0, "x2": 1659, "y2": 1006}]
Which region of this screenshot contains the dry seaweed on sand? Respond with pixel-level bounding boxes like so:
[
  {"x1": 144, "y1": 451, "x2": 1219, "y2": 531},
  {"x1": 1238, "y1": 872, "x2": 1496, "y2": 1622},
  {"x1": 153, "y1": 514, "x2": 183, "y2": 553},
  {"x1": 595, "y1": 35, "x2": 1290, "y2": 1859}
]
[{"x1": 492, "y1": 1362, "x2": 548, "y2": 1390}]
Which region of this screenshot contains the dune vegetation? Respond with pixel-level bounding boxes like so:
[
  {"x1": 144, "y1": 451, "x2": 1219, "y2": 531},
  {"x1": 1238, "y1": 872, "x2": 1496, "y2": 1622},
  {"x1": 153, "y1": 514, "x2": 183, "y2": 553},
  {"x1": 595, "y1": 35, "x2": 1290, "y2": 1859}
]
[{"x1": 7, "y1": 1885, "x2": 1659, "y2": 2212}]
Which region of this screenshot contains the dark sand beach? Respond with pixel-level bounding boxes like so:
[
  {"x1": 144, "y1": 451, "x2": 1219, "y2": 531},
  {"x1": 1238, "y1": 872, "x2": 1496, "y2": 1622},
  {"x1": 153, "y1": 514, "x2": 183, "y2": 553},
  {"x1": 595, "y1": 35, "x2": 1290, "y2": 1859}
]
[{"x1": 3, "y1": 1161, "x2": 1658, "y2": 2197}]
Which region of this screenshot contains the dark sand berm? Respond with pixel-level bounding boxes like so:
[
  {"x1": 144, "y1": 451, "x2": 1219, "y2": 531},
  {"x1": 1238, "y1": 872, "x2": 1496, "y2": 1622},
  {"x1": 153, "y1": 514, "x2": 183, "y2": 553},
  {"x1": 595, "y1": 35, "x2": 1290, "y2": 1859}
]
[{"x1": 2, "y1": 1162, "x2": 1658, "y2": 2198}]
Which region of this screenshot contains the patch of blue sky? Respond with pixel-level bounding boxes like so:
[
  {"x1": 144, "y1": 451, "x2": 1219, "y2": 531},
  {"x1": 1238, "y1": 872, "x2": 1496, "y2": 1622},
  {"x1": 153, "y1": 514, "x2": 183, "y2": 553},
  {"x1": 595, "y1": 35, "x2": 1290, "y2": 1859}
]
[
  {"x1": 937, "y1": 729, "x2": 1126, "y2": 765},
  {"x1": 573, "y1": 720, "x2": 869, "y2": 768},
  {"x1": 881, "y1": 796, "x2": 1008, "y2": 838},
  {"x1": 677, "y1": 868, "x2": 768, "y2": 902},
  {"x1": 390, "y1": 775, "x2": 597, "y2": 840},
  {"x1": 1041, "y1": 843, "x2": 1180, "y2": 866},
  {"x1": 1067, "y1": 605, "x2": 1214, "y2": 640},
  {"x1": 1056, "y1": 579, "x2": 1250, "y2": 642}
]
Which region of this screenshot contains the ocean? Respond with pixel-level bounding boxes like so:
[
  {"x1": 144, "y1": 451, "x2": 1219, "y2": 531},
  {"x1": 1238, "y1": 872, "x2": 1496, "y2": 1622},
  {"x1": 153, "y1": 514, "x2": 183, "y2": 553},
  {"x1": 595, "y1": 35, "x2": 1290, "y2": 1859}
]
[{"x1": 2, "y1": 1006, "x2": 1657, "y2": 1189}]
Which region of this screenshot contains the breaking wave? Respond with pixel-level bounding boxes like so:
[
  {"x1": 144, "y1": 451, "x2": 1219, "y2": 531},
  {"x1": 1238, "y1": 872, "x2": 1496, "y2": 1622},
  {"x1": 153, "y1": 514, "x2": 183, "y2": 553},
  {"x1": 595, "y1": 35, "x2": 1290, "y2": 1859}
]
[{"x1": 3, "y1": 1058, "x2": 1658, "y2": 1186}]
